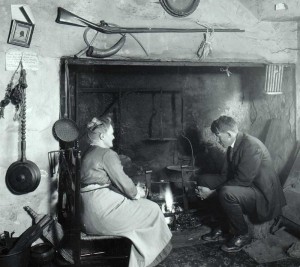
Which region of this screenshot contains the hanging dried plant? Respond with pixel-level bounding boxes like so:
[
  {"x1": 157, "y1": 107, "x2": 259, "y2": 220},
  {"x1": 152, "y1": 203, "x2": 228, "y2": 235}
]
[{"x1": 0, "y1": 61, "x2": 27, "y2": 120}]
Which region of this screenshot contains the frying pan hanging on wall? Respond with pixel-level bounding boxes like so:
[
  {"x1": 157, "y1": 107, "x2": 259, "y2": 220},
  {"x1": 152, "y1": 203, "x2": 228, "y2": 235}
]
[
  {"x1": 159, "y1": 0, "x2": 200, "y2": 17},
  {"x1": 5, "y1": 69, "x2": 41, "y2": 195},
  {"x1": 52, "y1": 60, "x2": 79, "y2": 143}
]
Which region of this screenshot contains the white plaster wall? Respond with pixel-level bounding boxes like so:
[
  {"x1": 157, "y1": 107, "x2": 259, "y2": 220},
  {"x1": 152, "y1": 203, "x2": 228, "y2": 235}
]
[
  {"x1": 259, "y1": 0, "x2": 300, "y2": 21},
  {"x1": 296, "y1": 22, "x2": 300, "y2": 140},
  {"x1": 0, "y1": 0, "x2": 298, "y2": 235}
]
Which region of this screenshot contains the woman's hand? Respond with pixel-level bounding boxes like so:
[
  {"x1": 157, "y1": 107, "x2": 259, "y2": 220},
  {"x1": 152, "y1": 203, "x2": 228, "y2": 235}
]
[
  {"x1": 195, "y1": 186, "x2": 215, "y2": 200},
  {"x1": 136, "y1": 182, "x2": 148, "y2": 199}
]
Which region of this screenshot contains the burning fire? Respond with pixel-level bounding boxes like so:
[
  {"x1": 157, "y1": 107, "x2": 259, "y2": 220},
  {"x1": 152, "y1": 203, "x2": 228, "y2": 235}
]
[
  {"x1": 164, "y1": 186, "x2": 174, "y2": 212},
  {"x1": 161, "y1": 185, "x2": 176, "y2": 225}
]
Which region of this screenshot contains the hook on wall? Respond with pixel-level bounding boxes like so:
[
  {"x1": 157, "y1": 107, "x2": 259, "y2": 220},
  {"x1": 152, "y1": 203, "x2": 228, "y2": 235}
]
[{"x1": 220, "y1": 67, "x2": 232, "y2": 77}]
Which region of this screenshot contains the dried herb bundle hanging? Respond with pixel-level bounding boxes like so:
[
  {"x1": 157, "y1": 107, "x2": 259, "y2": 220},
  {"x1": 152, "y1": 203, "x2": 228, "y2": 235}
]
[{"x1": 0, "y1": 61, "x2": 27, "y2": 120}]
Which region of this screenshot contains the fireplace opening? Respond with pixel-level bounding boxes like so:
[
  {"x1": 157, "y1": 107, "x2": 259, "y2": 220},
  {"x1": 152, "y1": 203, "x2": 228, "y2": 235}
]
[{"x1": 60, "y1": 58, "x2": 296, "y2": 224}]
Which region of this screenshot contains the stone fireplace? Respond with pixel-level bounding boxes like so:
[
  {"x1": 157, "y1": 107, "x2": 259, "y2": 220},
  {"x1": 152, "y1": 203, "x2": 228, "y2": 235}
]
[{"x1": 60, "y1": 57, "x2": 296, "y2": 215}]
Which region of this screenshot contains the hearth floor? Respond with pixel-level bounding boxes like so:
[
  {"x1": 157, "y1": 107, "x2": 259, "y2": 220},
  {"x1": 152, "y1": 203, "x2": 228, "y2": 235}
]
[
  {"x1": 52, "y1": 207, "x2": 300, "y2": 267},
  {"x1": 157, "y1": 225, "x2": 300, "y2": 267},
  {"x1": 52, "y1": 225, "x2": 300, "y2": 267}
]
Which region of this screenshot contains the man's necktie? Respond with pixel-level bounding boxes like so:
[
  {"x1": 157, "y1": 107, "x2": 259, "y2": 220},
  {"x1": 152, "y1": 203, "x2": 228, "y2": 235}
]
[{"x1": 227, "y1": 146, "x2": 233, "y2": 162}]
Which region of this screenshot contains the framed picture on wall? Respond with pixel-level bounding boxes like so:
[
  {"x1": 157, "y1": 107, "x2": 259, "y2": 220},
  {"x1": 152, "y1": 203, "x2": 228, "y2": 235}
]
[{"x1": 7, "y1": 20, "x2": 34, "y2": 48}]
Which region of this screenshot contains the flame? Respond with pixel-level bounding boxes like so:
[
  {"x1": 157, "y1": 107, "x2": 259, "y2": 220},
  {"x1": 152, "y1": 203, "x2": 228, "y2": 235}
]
[{"x1": 164, "y1": 186, "x2": 173, "y2": 212}]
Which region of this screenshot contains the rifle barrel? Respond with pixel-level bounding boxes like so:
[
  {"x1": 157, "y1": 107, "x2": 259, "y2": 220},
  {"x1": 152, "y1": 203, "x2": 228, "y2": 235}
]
[{"x1": 91, "y1": 25, "x2": 245, "y2": 34}]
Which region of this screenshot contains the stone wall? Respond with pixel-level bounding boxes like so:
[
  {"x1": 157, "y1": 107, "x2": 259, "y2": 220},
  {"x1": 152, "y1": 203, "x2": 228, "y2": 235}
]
[{"x1": 71, "y1": 64, "x2": 295, "y2": 179}]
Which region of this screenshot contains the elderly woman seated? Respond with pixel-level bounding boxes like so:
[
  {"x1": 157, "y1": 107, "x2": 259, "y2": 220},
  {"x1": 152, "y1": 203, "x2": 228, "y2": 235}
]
[{"x1": 80, "y1": 116, "x2": 172, "y2": 267}]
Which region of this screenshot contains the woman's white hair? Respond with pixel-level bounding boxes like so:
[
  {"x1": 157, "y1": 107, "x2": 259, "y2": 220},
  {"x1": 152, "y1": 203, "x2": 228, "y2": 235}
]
[{"x1": 87, "y1": 116, "x2": 112, "y2": 143}]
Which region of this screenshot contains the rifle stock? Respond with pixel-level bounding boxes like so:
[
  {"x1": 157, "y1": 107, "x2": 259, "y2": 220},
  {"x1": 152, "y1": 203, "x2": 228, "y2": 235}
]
[{"x1": 56, "y1": 7, "x2": 92, "y2": 28}]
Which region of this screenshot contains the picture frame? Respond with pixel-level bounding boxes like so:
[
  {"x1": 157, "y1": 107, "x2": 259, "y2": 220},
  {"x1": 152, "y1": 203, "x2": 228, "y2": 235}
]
[{"x1": 7, "y1": 20, "x2": 34, "y2": 48}]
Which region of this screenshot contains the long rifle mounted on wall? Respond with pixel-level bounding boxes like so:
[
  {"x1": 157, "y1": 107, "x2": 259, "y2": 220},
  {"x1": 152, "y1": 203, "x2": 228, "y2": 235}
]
[{"x1": 55, "y1": 7, "x2": 245, "y2": 34}]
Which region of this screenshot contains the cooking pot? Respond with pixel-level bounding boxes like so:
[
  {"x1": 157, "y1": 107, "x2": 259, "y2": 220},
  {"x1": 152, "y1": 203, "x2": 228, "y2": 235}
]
[{"x1": 30, "y1": 243, "x2": 55, "y2": 265}]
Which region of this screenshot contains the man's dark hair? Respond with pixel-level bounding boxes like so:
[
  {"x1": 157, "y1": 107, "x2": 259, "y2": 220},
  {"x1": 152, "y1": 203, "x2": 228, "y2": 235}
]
[{"x1": 211, "y1": 116, "x2": 238, "y2": 134}]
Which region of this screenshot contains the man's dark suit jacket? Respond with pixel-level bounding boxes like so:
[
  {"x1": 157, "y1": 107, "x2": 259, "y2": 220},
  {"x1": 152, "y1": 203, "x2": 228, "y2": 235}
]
[{"x1": 219, "y1": 132, "x2": 286, "y2": 222}]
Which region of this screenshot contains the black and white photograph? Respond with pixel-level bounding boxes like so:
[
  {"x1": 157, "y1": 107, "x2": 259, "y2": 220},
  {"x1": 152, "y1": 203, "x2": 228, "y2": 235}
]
[{"x1": 0, "y1": 1, "x2": 300, "y2": 267}]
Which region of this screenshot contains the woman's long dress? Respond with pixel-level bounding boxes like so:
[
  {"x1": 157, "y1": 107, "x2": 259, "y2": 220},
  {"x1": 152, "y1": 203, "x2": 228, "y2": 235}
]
[{"x1": 80, "y1": 145, "x2": 172, "y2": 267}]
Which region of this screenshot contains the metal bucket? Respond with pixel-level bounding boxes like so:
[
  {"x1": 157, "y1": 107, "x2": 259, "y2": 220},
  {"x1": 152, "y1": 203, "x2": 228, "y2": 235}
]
[
  {"x1": 30, "y1": 243, "x2": 55, "y2": 266},
  {"x1": 0, "y1": 247, "x2": 30, "y2": 267}
]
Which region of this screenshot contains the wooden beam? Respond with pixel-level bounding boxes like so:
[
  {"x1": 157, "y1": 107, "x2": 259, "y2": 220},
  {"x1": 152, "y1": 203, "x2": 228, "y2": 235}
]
[{"x1": 62, "y1": 57, "x2": 269, "y2": 67}]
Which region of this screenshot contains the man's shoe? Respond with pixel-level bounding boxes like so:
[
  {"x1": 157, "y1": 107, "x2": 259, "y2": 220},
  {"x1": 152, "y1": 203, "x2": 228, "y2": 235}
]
[
  {"x1": 202, "y1": 228, "x2": 227, "y2": 242},
  {"x1": 221, "y1": 233, "x2": 252, "y2": 253}
]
